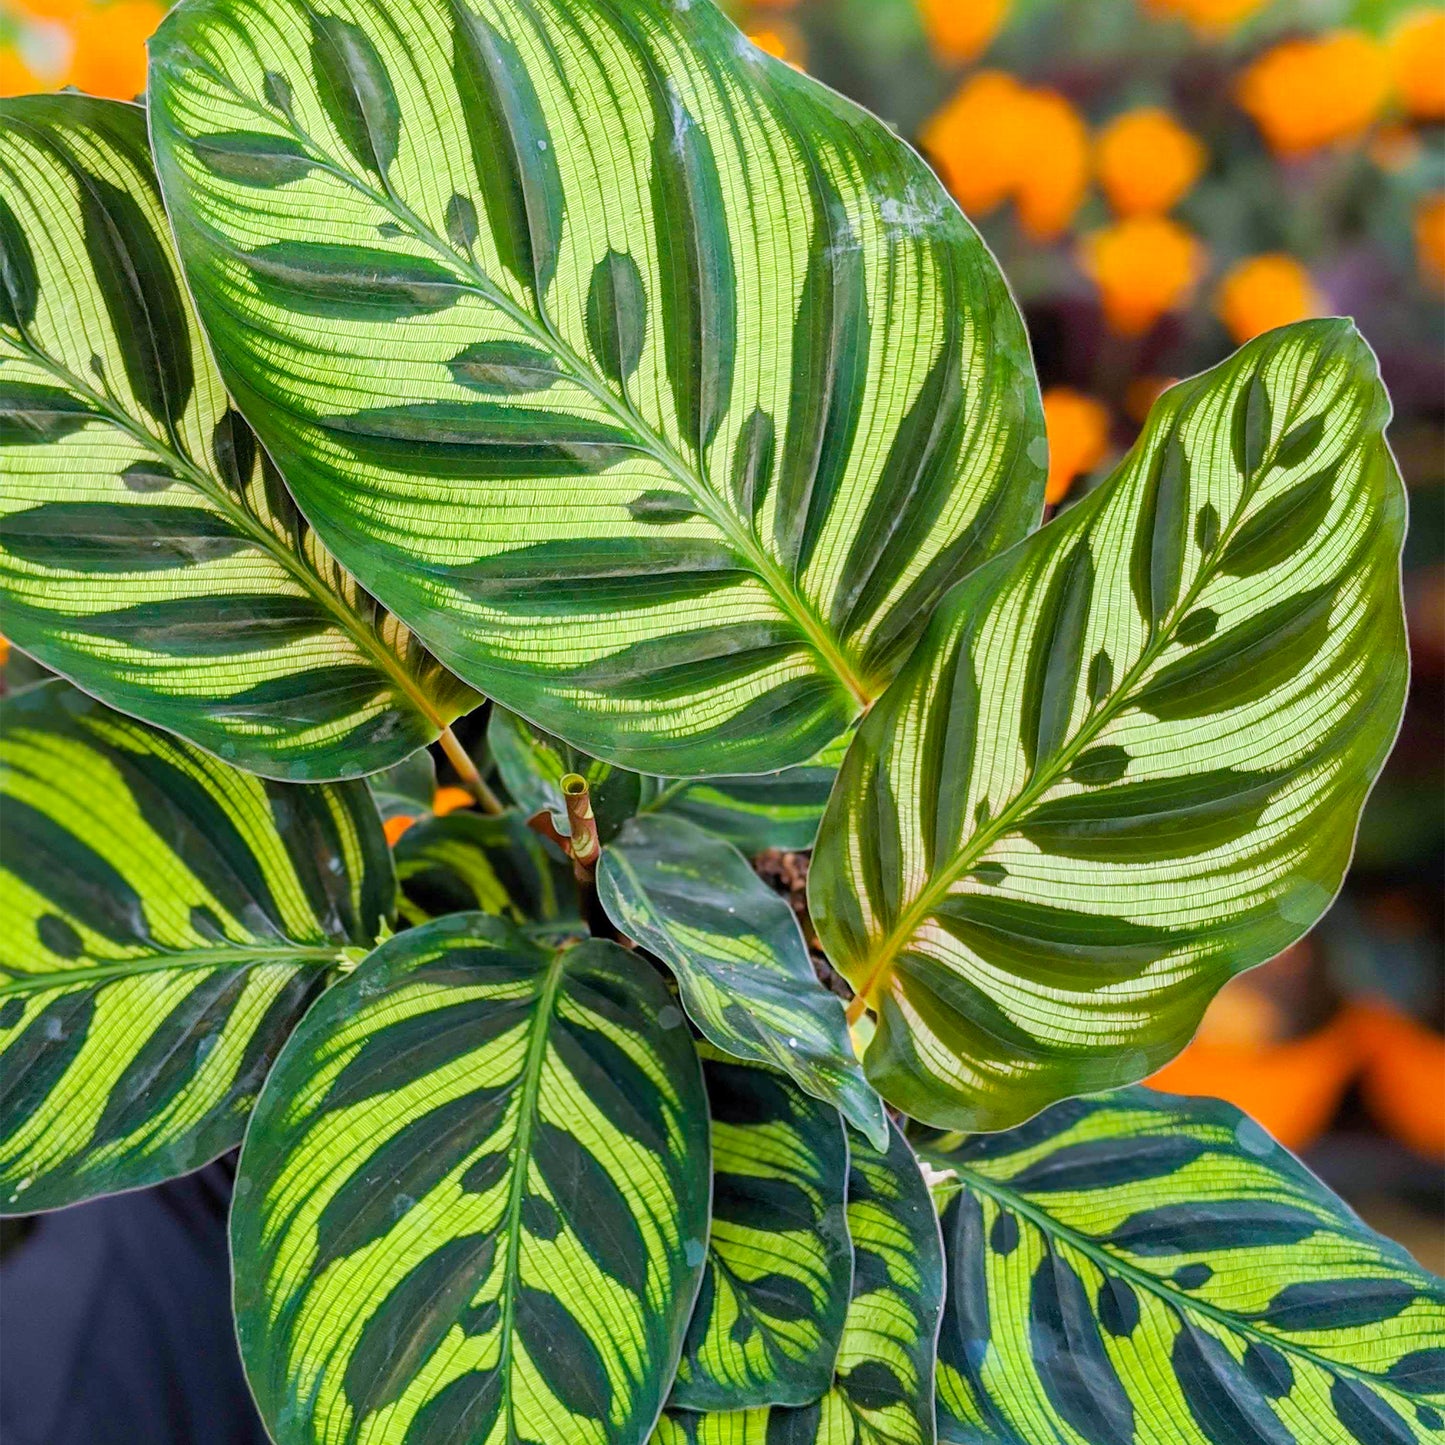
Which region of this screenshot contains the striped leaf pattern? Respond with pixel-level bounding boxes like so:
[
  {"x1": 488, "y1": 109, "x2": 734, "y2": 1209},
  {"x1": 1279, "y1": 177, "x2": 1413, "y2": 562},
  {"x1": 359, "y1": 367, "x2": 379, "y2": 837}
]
[
  {"x1": 393, "y1": 808, "x2": 577, "y2": 929},
  {"x1": 0, "y1": 95, "x2": 478, "y2": 781},
  {"x1": 232, "y1": 912, "x2": 711, "y2": 1445},
  {"x1": 656, "y1": 1119, "x2": 944, "y2": 1444},
  {"x1": 0, "y1": 680, "x2": 392, "y2": 1213},
  {"x1": 673, "y1": 1052, "x2": 852, "y2": 1412},
  {"x1": 924, "y1": 1089, "x2": 1445, "y2": 1445},
  {"x1": 598, "y1": 813, "x2": 886, "y2": 1147},
  {"x1": 810, "y1": 320, "x2": 1408, "y2": 1131},
  {"x1": 147, "y1": 0, "x2": 1044, "y2": 777}
]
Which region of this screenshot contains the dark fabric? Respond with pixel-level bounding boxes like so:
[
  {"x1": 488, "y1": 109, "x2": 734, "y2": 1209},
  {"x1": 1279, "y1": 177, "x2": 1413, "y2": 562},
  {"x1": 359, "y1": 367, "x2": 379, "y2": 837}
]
[{"x1": 0, "y1": 1157, "x2": 269, "y2": 1445}]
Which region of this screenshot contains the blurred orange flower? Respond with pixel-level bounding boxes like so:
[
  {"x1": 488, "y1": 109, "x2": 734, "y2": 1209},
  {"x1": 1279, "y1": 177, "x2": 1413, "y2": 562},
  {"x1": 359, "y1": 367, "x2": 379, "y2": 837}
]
[
  {"x1": 1096, "y1": 107, "x2": 1206, "y2": 217},
  {"x1": 746, "y1": 24, "x2": 806, "y2": 70},
  {"x1": 923, "y1": 71, "x2": 1089, "y2": 240},
  {"x1": 1237, "y1": 31, "x2": 1391, "y2": 158},
  {"x1": 1081, "y1": 216, "x2": 1205, "y2": 336},
  {"x1": 917, "y1": 0, "x2": 1010, "y2": 64},
  {"x1": 9, "y1": 0, "x2": 89, "y2": 16},
  {"x1": 63, "y1": 0, "x2": 163, "y2": 101},
  {"x1": 0, "y1": 45, "x2": 45, "y2": 98},
  {"x1": 1418, "y1": 193, "x2": 1445, "y2": 292},
  {"x1": 1215, "y1": 253, "x2": 1320, "y2": 345},
  {"x1": 1142, "y1": 0, "x2": 1269, "y2": 36},
  {"x1": 1041, "y1": 388, "x2": 1110, "y2": 505},
  {"x1": 1348, "y1": 999, "x2": 1445, "y2": 1160},
  {"x1": 1388, "y1": 8, "x2": 1445, "y2": 121},
  {"x1": 432, "y1": 786, "x2": 474, "y2": 816}
]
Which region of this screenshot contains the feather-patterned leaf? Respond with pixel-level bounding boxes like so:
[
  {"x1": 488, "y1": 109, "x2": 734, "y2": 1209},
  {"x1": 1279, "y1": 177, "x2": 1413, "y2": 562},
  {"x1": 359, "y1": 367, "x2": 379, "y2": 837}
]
[
  {"x1": 810, "y1": 320, "x2": 1408, "y2": 1131},
  {"x1": 656, "y1": 1118, "x2": 944, "y2": 1443},
  {"x1": 925, "y1": 1089, "x2": 1445, "y2": 1445},
  {"x1": 0, "y1": 94, "x2": 478, "y2": 781},
  {"x1": 598, "y1": 813, "x2": 885, "y2": 1147},
  {"x1": 393, "y1": 808, "x2": 577, "y2": 929},
  {"x1": 231, "y1": 911, "x2": 711, "y2": 1445},
  {"x1": 0, "y1": 679, "x2": 392, "y2": 1213},
  {"x1": 672, "y1": 1051, "x2": 852, "y2": 1412},
  {"x1": 147, "y1": 0, "x2": 1043, "y2": 777}
]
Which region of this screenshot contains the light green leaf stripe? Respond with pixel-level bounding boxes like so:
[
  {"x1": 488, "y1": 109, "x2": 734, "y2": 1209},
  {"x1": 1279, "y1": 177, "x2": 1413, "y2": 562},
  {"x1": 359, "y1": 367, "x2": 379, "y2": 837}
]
[
  {"x1": 232, "y1": 912, "x2": 711, "y2": 1445},
  {"x1": 672, "y1": 1051, "x2": 852, "y2": 1412},
  {"x1": 0, "y1": 94, "x2": 477, "y2": 781},
  {"x1": 147, "y1": 0, "x2": 1043, "y2": 777},
  {"x1": 598, "y1": 813, "x2": 886, "y2": 1147},
  {"x1": 924, "y1": 1088, "x2": 1445, "y2": 1445},
  {"x1": 811, "y1": 320, "x2": 1408, "y2": 1131},
  {"x1": 656, "y1": 1118, "x2": 944, "y2": 1444},
  {"x1": 393, "y1": 808, "x2": 577, "y2": 930},
  {"x1": 0, "y1": 679, "x2": 392, "y2": 1213}
]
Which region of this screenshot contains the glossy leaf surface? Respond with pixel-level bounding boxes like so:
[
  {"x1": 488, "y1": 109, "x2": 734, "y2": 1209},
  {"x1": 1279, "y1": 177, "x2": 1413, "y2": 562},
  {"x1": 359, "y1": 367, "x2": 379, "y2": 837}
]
[
  {"x1": 926, "y1": 1089, "x2": 1445, "y2": 1445},
  {"x1": 393, "y1": 808, "x2": 576, "y2": 929},
  {"x1": 369, "y1": 745, "x2": 437, "y2": 820},
  {"x1": 673, "y1": 1052, "x2": 851, "y2": 1411},
  {"x1": 811, "y1": 321, "x2": 1408, "y2": 1130},
  {"x1": 0, "y1": 680, "x2": 392, "y2": 1213},
  {"x1": 656, "y1": 1119, "x2": 944, "y2": 1443},
  {"x1": 233, "y1": 912, "x2": 711, "y2": 1445},
  {"x1": 598, "y1": 813, "x2": 885, "y2": 1146},
  {"x1": 0, "y1": 95, "x2": 477, "y2": 780},
  {"x1": 148, "y1": 0, "x2": 1042, "y2": 775}
]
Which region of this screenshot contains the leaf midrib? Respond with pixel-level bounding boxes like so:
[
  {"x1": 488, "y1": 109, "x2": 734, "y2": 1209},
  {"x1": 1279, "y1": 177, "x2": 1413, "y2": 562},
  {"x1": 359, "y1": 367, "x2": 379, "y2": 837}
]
[
  {"x1": 158, "y1": 80, "x2": 879, "y2": 711},
  {"x1": 848, "y1": 416, "x2": 1325, "y2": 1013},
  {"x1": 3, "y1": 324, "x2": 458, "y2": 737},
  {"x1": 0, "y1": 942, "x2": 345, "y2": 995},
  {"x1": 938, "y1": 1157, "x2": 1430, "y2": 1403}
]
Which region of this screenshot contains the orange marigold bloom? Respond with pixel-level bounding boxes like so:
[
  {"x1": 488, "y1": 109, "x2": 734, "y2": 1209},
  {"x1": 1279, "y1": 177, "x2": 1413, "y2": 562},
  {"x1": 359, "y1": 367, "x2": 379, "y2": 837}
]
[
  {"x1": 383, "y1": 814, "x2": 418, "y2": 847},
  {"x1": 1081, "y1": 216, "x2": 1205, "y2": 336},
  {"x1": 432, "y1": 786, "x2": 475, "y2": 817},
  {"x1": 1417, "y1": 193, "x2": 1445, "y2": 293},
  {"x1": 1388, "y1": 8, "x2": 1445, "y2": 121},
  {"x1": 0, "y1": 45, "x2": 44, "y2": 99},
  {"x1": 1141, "y1": 0, "x2": 1269, "y2": 34},
  {"x1": 1096, "y1": 107, "x2": 1206, "y2": 217},
  {"x1": 1215, "y1": 253, "x2": 1320, "y2": 345},
  {"x1": 1237, "y1": 31, "x2": 1391, "y2": 158},
  {"x1": 1042, "y1": 388, "x2": 1110, "y2": 506},
  {"x1": 917, "y1": 0, "x2": 1010, "y2": 64},
  {"x1": 746, "y1": 23, "x2": 806, "y2": 70},
  {"x1": 64, "y1": 0, "x2": 164, "y2": 101},
  {"x1": 923, "y1": 71, "x2": 1089, "y2": 241}
]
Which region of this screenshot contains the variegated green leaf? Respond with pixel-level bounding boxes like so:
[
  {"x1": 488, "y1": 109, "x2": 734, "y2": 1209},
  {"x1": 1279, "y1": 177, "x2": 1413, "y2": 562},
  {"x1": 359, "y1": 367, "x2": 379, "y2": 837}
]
[
  {"x1": 0, "y1": 679, "x2": 392, "y2": 1213},
  {"x1": 656, "y1": 1118, "x2": 944, "y2": 1444},
  {"x1": 369, "y1": 744, "x2": 437, "y2": 821},
  {"x1": 0, "y1": 94, "x2": 478, "y2": 781},
  {"x1": 490, "y1": 706, "x2": 645, "y2": 843},
  {"x1": 673, "y1": 1051, "x2": 851, "y2": 1412},
  {"x1": 147, "y1": 0, "x2": 1043, "y2": 777},
  {"x1": 811, "y1": 320, "x2": 1408, "y2": 1131},
  {"x1": 598, "y1": 813, "x2": 885, "y2": 1147},
  {"x1": 232, "y1": 911, "x2": 710, "y2": 1445},
  {"x1": 394, "y1": 808, "x2": 577, "y2": 929},
  {"x1": 924, "y1": 1088, "x2": 1445, "y2": 1445}
]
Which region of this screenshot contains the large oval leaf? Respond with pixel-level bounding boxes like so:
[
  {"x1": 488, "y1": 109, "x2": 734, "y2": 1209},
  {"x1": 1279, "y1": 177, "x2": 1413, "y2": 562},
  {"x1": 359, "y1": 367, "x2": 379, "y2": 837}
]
[
  {"x1": 924, "y1": 1089, "x2": 1445, "y2": 1445},
  {"x1": 672, "y1": 1051, "x2": 851, "y2": 1412},
  {"x1": 147, "y1": 0, "x2": 1043, "y2": 776},
  {"x1": 232, "y1": 911, "x2": 710, "y2": 1445},
  {"x1": 0, "y1": 680, "x2": 392, "y2": 1213},
  {"x1": 598, "y1": 813, "x2": 885, "y2": 1146},
  {"x1": 656, "y1": 1118, "x2": 944, "y2": 1443},
  {"x1": 0, "y1": 94, "x2": 477, "y2": 780},
  {"x1": 811, "y1": 320, "x2": 1408, "y2": 1131}
]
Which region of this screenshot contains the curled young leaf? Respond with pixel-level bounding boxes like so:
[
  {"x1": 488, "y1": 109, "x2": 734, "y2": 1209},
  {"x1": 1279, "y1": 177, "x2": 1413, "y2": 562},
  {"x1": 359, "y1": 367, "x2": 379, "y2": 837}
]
[{"x1": 812, "y1": 320, "x2": 1407, "y2": 1131}]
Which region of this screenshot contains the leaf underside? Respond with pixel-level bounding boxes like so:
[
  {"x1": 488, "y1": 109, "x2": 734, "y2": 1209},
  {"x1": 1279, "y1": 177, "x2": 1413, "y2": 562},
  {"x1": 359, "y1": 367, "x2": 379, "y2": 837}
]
[
  {"x1": 232, "y1": 912, "x2": 710, "y2": 1445},
  {"x1": 927, "y1": 1089, "x2": 1445, "y2": 1445},
  {"x1": 0, "y1": 94, "x2": 477, "y2": 781},
  {"x1": 0, "y1": 679, "x2": 392, "y2": 1213},
  {"x1": 148, "y1": 0, "x2": 1043, "y2": 776},
  {"x1": 811, "y1": 320, "x2": 1408, "y2": 1131}
]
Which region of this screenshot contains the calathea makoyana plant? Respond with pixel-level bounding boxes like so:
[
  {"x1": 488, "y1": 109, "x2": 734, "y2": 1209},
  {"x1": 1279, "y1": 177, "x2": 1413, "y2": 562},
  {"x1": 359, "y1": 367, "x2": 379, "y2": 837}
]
[{"x1": 0, "y1": 0, "x2": 1439, "y2": 1441}]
